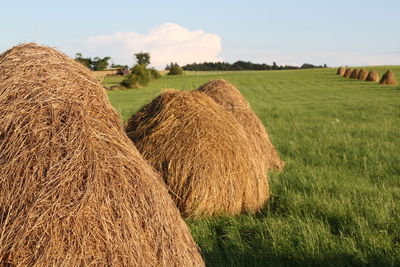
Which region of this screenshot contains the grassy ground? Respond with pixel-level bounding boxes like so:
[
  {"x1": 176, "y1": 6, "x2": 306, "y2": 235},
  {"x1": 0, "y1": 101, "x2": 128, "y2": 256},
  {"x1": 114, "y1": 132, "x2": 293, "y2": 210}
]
[{"x1": 105, "y1": 67, "x2": 400, "y2": 266}]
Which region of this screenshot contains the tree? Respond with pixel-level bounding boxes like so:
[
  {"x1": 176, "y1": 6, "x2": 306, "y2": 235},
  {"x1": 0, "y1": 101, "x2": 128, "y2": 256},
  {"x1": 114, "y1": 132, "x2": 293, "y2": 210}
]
[
  {"x1": 134, "y1": 52, "x2": 150, "y2": 66},
  {"x1": 168, "y1": 64, "x2": 183, "y2": 75},
  {"x1": 92, "y1": 56, "x2": 111, "y2": 71},
  {"x1": 74, "y1": 53, "x2": 111, "y2": 71},
  {"x1": 75, "y1": 53, "x2": 92, "y2": 69}
]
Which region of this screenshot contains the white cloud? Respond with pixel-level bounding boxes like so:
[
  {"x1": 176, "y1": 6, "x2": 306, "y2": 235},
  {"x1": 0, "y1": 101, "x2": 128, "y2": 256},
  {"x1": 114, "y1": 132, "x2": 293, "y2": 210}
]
[{"x1": 83, "y1": 23, "x2": 222, "y2": 68}]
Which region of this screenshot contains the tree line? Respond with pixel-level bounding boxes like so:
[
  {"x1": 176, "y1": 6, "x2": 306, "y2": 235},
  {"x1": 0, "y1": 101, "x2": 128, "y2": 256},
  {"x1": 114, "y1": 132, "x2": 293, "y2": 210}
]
[{"x1": 182, "y1": 61, "x2": 327, "y2": 71}]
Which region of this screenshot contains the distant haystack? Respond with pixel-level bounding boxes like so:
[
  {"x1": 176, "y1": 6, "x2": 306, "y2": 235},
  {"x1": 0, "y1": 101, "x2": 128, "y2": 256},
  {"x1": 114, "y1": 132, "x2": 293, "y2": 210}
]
[
  {"x1": 0, "y1": 43, "x2": 204, "y2": 266},
  {"x1": 126, "y1": 90, "x2": 270, "y2": 218},
  {"x1": 350, "y1": 69, "x2": 361, "y2": 79},
  {"x1": 337, "y1": 67, "x2": 346, "y2": 76},
  {"x1": 379, "y1": 70, "x2": 398, "y2": 85},
  {"x1": 196, "y1": 79, "x2": 284, "y2": 171},
  {"x1": 358, "y1": 69, "x2": 369, "y2": 81},
  {"x1": 344, "y1": 68, "x2": 353, "y2": 78},
  {"x1": 366, "y1": 70, "x2": 380, "y2": 82}
]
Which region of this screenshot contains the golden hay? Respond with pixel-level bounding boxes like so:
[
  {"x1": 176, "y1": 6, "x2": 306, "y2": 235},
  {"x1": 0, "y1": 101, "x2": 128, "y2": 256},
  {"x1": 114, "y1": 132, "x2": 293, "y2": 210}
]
[
  {"x1": 379, "y1": 70, "x2": 398, "y2": 85},
  {"x1": 337, "y1": 67, "x2": 346, "y2": 76},
  {"x1": 343, "y1": 68, "x2": 353, "y2": 78},
  {"x1": 0, "y1": 43, "x2": 204, "y2": 266},
  {"x1": 196, "y1": 79, "x2": 284, "y2": 171},
  {"x1": 366, "y1": 70, "x2": 380, "y2": 82},
  {"x1": 350, "y1": 69, "x2": 361, "y2": 79},
  {"x1": 358, "y1": 69, "x2": 369, "y2": 81},
  {"x1": 125, "y1": 90, "x2": 269, "y2": 218}
]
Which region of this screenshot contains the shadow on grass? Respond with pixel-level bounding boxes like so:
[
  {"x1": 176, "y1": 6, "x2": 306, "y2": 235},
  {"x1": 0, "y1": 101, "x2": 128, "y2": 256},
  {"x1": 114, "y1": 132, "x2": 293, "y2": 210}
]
[{"x1": 202, "y1": 245, "x2": 398, "y2": 267}]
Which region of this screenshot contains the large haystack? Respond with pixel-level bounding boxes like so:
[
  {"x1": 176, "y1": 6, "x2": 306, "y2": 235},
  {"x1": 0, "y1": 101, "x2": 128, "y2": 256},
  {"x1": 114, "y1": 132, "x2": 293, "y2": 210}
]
[
  {"x1": 350, "y1": 69, "x2": 361, "y2": 79},
  {"x1": 0, "y1": 43, "x2": 204, "y2": 266},
  {"x1": 366, "y1": 70, "x2": 380, "y2": 82},
  {"x1": 125, "y1": 90, "x2": 269, "y2": 218},
  {"x1": 379, "y1": 70, "x2": 398, "y2": 85},
  {"x1": 337, "y1": 67, "x2": 346, "y2": 76},
  {"x1": 344, "y1": 68, "x2": 353, "y2": 78},
  {"x1": 358, "y1": 69, "x2": 369, "y2": 80},
  {"x1": 196, "y1": 79, "x2": 284, "y2": 171}
]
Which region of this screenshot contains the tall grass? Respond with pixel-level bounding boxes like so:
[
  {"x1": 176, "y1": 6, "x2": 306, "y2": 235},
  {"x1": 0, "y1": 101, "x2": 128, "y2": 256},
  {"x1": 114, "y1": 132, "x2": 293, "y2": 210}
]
[{"x1": 106, "y1": 67, "x2": 400, "y2": 266}]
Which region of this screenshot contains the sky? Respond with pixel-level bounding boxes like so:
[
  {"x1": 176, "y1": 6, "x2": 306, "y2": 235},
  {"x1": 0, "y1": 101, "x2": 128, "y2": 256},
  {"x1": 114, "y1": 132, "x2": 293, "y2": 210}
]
[{"x1": 1, "y1": 0, "x2": 399, "y2": 69}]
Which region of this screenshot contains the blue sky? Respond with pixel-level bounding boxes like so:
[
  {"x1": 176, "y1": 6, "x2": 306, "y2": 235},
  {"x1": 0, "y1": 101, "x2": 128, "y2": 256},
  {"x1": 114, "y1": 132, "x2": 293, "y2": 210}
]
[{"x1": 1, "y1": 0, "x2": 399, "y2": 68}]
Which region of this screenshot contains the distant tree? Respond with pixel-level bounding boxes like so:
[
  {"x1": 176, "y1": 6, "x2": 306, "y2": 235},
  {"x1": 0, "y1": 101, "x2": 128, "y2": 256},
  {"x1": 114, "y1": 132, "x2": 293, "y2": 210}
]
[
  {"x1": 149, "y1": 68, "x2": 162, "y2": 79},
  {"x1": 272, "y1": 61, "x2": 278, "y2": 70},
  {"x1": 168, "y1": 63, "x2": 183, "y2": 75},
  {"x1": 111, "y1": 63, "x2": 129, "y2": 69},
  {"x1": 92, "y1": 56, "x2": 111, "y2": 71},
  {"x1": 75, "y1": 53, "x2": 92, "y2": 69},
  {"x1": 323, "y1": 64, "x2": 327, "y2": 68},
  {"x1": 165, "y1": 62, "x2": 180, "y2": 70},
  {"x1": 74, "y1": 53, "x2": 111, "y2": 71},
  {"x1": 134, "y1": 52, "x2": 151, "y2": 66}
]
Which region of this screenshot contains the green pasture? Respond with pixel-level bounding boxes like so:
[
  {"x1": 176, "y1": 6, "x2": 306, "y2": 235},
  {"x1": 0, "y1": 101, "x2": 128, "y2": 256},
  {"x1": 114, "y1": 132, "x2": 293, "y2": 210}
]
[{"x1": 105, "y1": 67, "x2": 400, "y2": 266}]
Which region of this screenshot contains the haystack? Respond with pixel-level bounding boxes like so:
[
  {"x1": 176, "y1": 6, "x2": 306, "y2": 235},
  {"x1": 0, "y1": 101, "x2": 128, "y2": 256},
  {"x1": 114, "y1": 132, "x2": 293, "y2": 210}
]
[
  {"x1": 344, "y1": 68, "x2": 353, "y2": 78},
  {"x1": 366, "y1": 70, "x2": 380, "y2": 82},
  {"x1": 350, "y1": 69, "x2": 361, "y2": 79},
  {"x1": 0, "y1": 43, "x2": 204, "y2": 266},
  {"x1": 125, "y1": 90, "x2": 269, "y2": 218},
  {"x1": 337, "y1": 67, "x2": 346, "y2": 76},
  {"x1": 357, "y1": 69, "x2": 369, "y2": 80},
  {"x1": 196, "y1": 79, "x2": 284, "y2": 171},
  {"x1": 379, "y1": 70, "x2": 398, "y2": 85}
]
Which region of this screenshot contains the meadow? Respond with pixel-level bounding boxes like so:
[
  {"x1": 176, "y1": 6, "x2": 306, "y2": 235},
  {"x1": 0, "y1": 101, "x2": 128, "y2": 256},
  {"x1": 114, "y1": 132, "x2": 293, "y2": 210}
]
[{"x1": 105, "y1": 67, "x2": 400, "y2": 266}]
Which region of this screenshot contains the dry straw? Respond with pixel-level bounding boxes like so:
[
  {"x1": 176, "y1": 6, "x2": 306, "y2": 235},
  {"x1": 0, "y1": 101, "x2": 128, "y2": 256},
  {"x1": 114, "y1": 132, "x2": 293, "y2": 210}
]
[
  {"x1": 379, "y1": 70, "x2": 398, "y2": 85},
  {"x1": 0, "y1": 43, "x2": 204, "y2": 266},
  {"x1": 350, "y1": 69, "x2": 360, "y2": 79},
  {"x1": 344, "y1": 68, "x2": 353, "y2": 78},
  {"x1": 337, "y1": 67, "x2": 346, "y2": 76},
  {"x1": 125, "y1": 90, "x2": 270, "y2": 218},
  {"x1": 196, "y1": 79, "x2": 284, "y2": 171},
  {"x1": 358, "y1": 69, "x2": 369, "y2": 81},
  {"x1": 366, "y1": 70, "x2": 380, "y2": 82}
]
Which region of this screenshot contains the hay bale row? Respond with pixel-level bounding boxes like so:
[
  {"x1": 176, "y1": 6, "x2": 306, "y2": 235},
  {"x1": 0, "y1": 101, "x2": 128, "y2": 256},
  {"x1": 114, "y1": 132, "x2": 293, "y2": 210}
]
[
  {"x1": 0, "y1": 43, "x2": 204, "y2": 266},
  {"x1": 125, "y1": 81, "x2": 284, "y2": 218},
  {"x1": 337, "y1": 66, "x2": 398, "y2": 85}
]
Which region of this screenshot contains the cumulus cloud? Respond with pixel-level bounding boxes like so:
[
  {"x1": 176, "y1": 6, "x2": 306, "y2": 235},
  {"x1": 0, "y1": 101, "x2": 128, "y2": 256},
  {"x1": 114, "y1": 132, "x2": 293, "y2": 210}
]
[{"x1": 83, "y1": 23, "x2": 222, "y2": 68}]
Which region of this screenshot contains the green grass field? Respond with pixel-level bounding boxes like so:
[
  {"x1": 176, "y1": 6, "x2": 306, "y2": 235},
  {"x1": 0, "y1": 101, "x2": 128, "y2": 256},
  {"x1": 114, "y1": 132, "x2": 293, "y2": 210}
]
[{"x1": 105, "y1": 67, "x2": 400, "y2": 266}]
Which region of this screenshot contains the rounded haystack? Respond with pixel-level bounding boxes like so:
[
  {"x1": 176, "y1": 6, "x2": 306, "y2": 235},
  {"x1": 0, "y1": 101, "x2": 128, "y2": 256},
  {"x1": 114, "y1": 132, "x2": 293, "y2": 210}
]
[
  {"x1": 344, "y1": 68, "x2": 353, "y2": 78},
  {"x1": 379, "y1": 70, "x2": 398, "y2": 85},
  {"x1": 0, "y1": 43, "x2": 204, "y2": 266},
  {"x1": 366, "y1": 70, "x2": 380, "y2": 82},
  {"x1": 125, "y1": 90, "x2": 269, "y2": 218},
  {"x1": 358, "y1": 69, "x2": 369, "y2": 80},
  {"x1": 196, "y1": 79, "x2": 284, "y2": 171},
  {"x1": 337, "y1": 67, "x2": 346, "y2": 76},
  {"x1": 350, "y1": 69, "x2": 361, "y2": 79}
]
